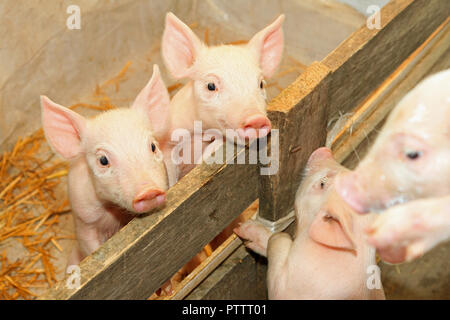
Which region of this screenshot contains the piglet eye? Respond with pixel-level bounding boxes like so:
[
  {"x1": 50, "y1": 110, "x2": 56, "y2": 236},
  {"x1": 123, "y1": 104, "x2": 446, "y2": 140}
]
[
  {"x1": 406, "y1": 151, "x2": 421, "y2": 160},
  {"x1": 151, "y1": 142, "x2": 156, "y2": 153},
  {"x1": 260, "y1": 81, "x2": 264, "y2": 89},
  {"x1": 99, "y1": 156, "x2": 109, "y2": 166},
  {"x1": 207, "y1": 83, "x2": 216, "y2": 91},
  {"x1": 319, "y1": 176, "x2": 328, "y2": 190}
]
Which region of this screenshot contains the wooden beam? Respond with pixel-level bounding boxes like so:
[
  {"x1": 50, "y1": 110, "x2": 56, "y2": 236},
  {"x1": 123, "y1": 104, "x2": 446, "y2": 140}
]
[
  {"x1": 185, "y1": 246, "x2": 267, "y2": 300},
  {"x1": 258, "y1": 63, "x2": 330, "y2": 222},
  {"x1": 332, "y1": 18, "x2": 450, "y2": 163},
  {"x1": 323, "y1": 0, "x2": 450, "y2": 119},
  {"x1": 41, "y1": 147, "x2": 259, "y2": 300}
]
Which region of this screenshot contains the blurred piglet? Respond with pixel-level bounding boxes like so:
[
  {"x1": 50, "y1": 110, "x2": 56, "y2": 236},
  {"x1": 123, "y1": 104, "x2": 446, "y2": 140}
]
[
  {"x1": 235, "y1": 148, "x2": 385, "y2": 299},
  {"x1": 335, "y1": 70, "x2": 450, "y2": 263},
  {"x1": 365, "y1": 195, "x2": 450, "y2": 263},
  {"x1": 160, "y1": 13, "x2": 284, "y2": 181},
  {"x1": 336, "y1": 70, "x2": 450, "y2": 213},
  {"x1": 41, "y1": 65, "x2": 170, "y2": 265}
]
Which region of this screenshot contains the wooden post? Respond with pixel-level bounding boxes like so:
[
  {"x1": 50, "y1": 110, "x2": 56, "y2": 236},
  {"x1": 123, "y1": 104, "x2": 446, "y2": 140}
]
[{"x1": 258, "y1": 63, "x2": 330, "y2": 222}]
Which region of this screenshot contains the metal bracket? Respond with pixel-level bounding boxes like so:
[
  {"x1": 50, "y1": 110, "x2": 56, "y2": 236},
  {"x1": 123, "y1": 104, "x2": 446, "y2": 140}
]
[{"x1": 253, "y1": 210, "x2": 296, "y2": 233}]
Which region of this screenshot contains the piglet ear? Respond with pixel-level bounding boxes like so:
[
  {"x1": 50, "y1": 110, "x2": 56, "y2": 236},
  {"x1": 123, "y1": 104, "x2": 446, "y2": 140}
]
[
  {"x1": 248, "y1": 14, "x2": 285, "y2": 78},
  {"x1": 305, "y1": 147, "x2": 334, "y2": 174},
  {"x1": 309, "y1": 208, "x2": 355, "y2": 251},
  {"x1": 162, "y1": 12, "x2": 203, "y2": 79},
  {"x1": 41, "y1": 96, "x2": 85, "y2": 159},
  {"x1": 132, "y1": 65, "x2": 170, "y2": 138}
]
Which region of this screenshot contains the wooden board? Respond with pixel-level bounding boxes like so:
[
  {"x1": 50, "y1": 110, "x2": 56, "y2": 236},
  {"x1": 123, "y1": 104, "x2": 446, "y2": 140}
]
[
  {"x1": 323, "y1": 0, "x2": 450, "y2": 119},
  {"x1": 332, "y1": 18, "x2": 450, "y2": 162},
  {"x1": 186, "y1": 246, "x2": 268, "y2": 300},
  {"x1": 258, "y1": 63, "x2": 330, "y2": 222}
]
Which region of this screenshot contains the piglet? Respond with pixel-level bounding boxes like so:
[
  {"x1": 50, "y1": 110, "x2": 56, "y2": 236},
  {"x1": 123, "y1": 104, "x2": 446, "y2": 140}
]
[
  {"x1": 235, "y1": 148, "x2": 385, "y2": 300},
  {"x1": 335, "y1": 70, "x2": 450, "y2": 263},
  {"x1": 365, "y1": 195, "x2": 450, "y2": 263},
  {"x1": 160, "y1": 13, "x2": 284, "y2": 181},
  {"x1": 336, "y1": 69, "x2": 450, "y2": 214},
  {"x1": 41, "y1": 65, "x2": 170, "y2": 265}
]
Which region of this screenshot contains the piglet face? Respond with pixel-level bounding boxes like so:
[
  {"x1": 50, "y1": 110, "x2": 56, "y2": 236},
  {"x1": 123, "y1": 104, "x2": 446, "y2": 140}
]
[
  {"x1": 191, "y1": 46, "x2": 271, "y2": 140},
  {"x1": 83, "y1": 110, "x2": 168, "y2": 213},
  {"x1": 162, "y1": 13, "x2": 285, "y2": 140},
  {"x1": 296, "y1": 148, "x2": 339, "y2": 216},
  {"x1": 336, "y1": 70, "x2": 450, "y2": 214},
  {"x1": 41, "y1": 65, "x2": 171, "y2": 214},
  {"x1": 296, "y1": 148, "x2": 358, "y2": 251}
]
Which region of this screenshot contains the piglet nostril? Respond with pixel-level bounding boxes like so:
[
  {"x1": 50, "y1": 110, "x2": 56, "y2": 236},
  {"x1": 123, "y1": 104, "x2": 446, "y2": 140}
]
[
  {"x1": 239, "y1": 115, "x2": 271, "y2": 139},
  {"x1": 132, "y1": 189, "x2": 166, "y2": 213}
]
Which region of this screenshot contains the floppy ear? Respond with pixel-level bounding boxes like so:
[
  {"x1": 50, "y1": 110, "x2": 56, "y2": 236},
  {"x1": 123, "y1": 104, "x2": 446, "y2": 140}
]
[
  {"x1": 132, "y1": 65, "x2": 170, "y2": 138},
  {"x1": 162, "y1": 12, "x2": 203, "y2": 79},
  {"x1": 309, "y1": 209, "x2": 355, "y2": 251},
  {"x1": 248, "y1": 15, "x2": 285, "y2": 78},
  {"x1": 41, "y1": 96, "x2": 86, "y2": 159}
]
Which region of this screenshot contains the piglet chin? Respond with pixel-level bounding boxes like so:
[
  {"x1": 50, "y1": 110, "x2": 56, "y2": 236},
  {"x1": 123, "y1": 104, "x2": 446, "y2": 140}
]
[{"x1": 132, "y1": 191, "x2": 166, "y2": 214}]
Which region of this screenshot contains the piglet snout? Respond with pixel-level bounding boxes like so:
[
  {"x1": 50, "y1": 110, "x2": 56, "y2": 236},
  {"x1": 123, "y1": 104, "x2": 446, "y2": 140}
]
[
  {"x1": 335, "y1": 172, "x2": 368, "y2": 214},
  {"x1": 239, "y1": 115, "x2": 271, "y2": 139},
  {"x1": 133, "y1": 188, "x2": 166, "y2": 213}
]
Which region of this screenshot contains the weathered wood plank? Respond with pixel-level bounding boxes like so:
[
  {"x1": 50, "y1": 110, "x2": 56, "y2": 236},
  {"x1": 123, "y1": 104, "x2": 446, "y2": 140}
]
[
  {"x1": 41, "y1": 147, "x2": 259, "y2": 300},
  {"x1": 323, "y1": 0, "x2": 450, "y2": 119},
  {"x1": 186, "y1": 246, "x2": 268, "y2": 300},
  {"x1": 332, "y1": 18, "x2": 450, "y2": 162},
  {"x1": 258, "y1": 63, "x2": 330, "y2": 222},
  {"x1": 186, "y1": 215, "x2": 297, "y2": 300}
]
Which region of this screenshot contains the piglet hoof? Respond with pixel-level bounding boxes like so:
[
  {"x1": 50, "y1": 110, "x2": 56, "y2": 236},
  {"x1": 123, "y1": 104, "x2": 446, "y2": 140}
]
[{"x1": 234, "y1": 220, "x2": 272, "y2": 257}]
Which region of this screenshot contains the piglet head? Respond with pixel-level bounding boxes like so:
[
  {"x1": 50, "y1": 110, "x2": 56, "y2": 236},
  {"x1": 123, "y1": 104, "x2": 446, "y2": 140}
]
[
  {"x1": 41, "y1": 65, "x2": 170, "y2": 214},
  {"x1": 162, "y1": 12, "x2": 285, "y2": 140},
  {"x1": 297, "y1": 148, "x2": 360, "y2": 251},
  {"x1": 336, "y1": 70, "x2": 450, "y2": 214}
]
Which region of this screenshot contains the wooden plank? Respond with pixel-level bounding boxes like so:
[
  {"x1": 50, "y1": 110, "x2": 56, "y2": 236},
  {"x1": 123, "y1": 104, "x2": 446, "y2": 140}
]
[
  {"x1": 185, "y1": 246, "x2": 267, "y2": 300},
  {"x1": 341, "y1": 46, "x2": 450, "y2": 169},
  {"x1": 168, "y1": 234, "x2": 243, "y2": 300},
  {"x1": 323, "y1": 0, "x2": 450, "y2": 119},
  {"x1": 41, "y1": 147, "x2": 259, "y2": 300},
  {"x1": 258, "y1": 62, "x2": 330, "y2": 222},
  {"x1": 187, "y1": 215, "x2": 297, "y2": 300},
  {"x1": 331, "y1": 18, "x2": 450, "y2": 162}
]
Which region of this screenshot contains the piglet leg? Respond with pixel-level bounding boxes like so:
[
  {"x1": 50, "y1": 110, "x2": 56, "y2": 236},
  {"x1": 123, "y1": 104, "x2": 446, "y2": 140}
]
[
  {"x1": 234, "y1": 220, "x2": 272, "y2": 257},
  {"x1": 366, "y1": 195, "x2": 450, "y2": 263}
]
